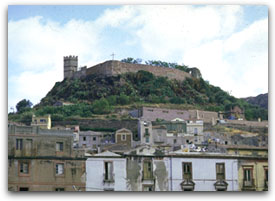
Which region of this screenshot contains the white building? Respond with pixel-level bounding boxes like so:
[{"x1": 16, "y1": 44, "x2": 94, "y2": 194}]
[
  {"x1": 86, "y1": 151, "x2": 127, "y2": 191},
  {"x1": 139, "y1": 119, "x2": 154, "y2": 145},
  {"x1": 165, "y1": 152, "x2": 239, "y2": 191},
  {"x1": 86, "y1": 148, "x2": 239, "y2": 191},
  {"x1": 186, "y1": 120, "x2": 204, "y2": 135}
]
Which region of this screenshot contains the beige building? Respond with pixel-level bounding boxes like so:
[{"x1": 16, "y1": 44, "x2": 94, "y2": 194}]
[
  {"x1": 31, "y1": 114, "x2": 51, "y2": 129},
  {"x1": 238, "y1": 158, "x2": 268, "y2": 191},
  {"x1": 115, "y1": 128, "x2": 133, "y2": 148},
  {"x1": 8, "y1": 124, "x2": 86, "y2": 191}
]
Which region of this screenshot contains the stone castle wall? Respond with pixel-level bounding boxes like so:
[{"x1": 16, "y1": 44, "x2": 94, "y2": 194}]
[{"x1": 72, "y1": 60, "x2": 192, "y2": 81}]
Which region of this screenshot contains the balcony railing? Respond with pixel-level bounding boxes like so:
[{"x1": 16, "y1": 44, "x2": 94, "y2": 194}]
[
  {"x1": 214, "y1": 179, "x2": 228, "y2": 191},
  {"x1": 180, "y1": 179, "x2": 195, "y2": 191},
  {"x1": 103, "y1": 173, "x2": 115, "y2": 183}
]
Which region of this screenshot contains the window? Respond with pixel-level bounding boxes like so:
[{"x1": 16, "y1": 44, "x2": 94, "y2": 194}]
[
  {"x1": 93, "y1": 137, "x2": 96, "y2": 141},
  {"x1": 19, "y1": 187, "x2": 29, "y2": 191},
  {"x1": 56, "y1": 142, "x2": 64, "y2": 152},
  {"x1": 186, "y1": 139, "x2": 189, "y2": 144},
  {"x1": 194, "y1": 128, "x2": 198, "y2": 134},
  {"x1": 104, "y1": 161, "x2": 114, "y2": 182},
  {"x1": 145, "y1": 128, "x2": 149, "y2": 135},
  {"x1": 182, "y1": 163, "x2": 192, "y2": 180},
  {"x1": 225, "y1": 141, "x2": 228, "y2": 145},
  {"x1": 16, "y1": 139, "x2": 23, "y2": 150},
  {"x1": 83, "y1": 136, "x2": 86, "y2": 141},
  {"x1": 265, "y1": 168, "x2": 268, "y2": 182},
  {"x1": 25, "y1": 139, "x2": 33, "y2": 151},
  {"x1": 174, "y1": 139, "x2": 177, "y2": 144},
  {"x1": 19, "y1": 162, "x2": 29, "y2": 174},
  {"x1": 55, "y1": 188, "x2": 65, "y2": 191},
  {"x1": 56, "y1": 163, "x2": 64, "y2": 175},
  {"x1": 243, "y1": 167, "x2": 253, "y2": 187},
  {"x1": 145, "y1": 136, "x2": 149, "y2": 143},
  {"x1": 121, "y1": 134, "x2": 126, "y2": 141},
  {"x1": 143, "y1": 160, "x2": 153, "y2": 180},
  {"x1": 143, "y1": 185, "x2": 154, "y2": 191},
  {"x1": 216, "y1": 163, "x2": 225, "y2": 180},
  {"x1": 244, "y1": 169, "x2": 252, "y2": 181},
  {"x1": 264, "y1": 167, "x2": 268, "y2": 189}
]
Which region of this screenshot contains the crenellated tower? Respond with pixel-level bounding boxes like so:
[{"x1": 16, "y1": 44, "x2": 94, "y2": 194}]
[{"x1": 64, "y1": 56, "x2": 78, "y2": 79}]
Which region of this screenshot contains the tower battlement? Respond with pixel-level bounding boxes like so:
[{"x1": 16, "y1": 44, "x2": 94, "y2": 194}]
[{"x1": 64, "y1": 55, "x2": 78, "y2": 60}]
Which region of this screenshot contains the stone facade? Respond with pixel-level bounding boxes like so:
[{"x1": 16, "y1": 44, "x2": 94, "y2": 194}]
[
  {"x1": 64, "y1": 56, "x2": 78, "y2": 79},
  {"x1": 64, "y1": 56, "x2": 194, "y2": 81},
  {"x1": 115, "y1": 128, "x2": 133, "y2": 148},
  {"x1": 8, "y1": 124, "x2": 86, "y2": 191}
]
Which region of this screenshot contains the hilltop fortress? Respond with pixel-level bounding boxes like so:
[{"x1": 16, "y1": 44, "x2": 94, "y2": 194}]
[{"x1": 64, "y1": 56, "x2": 201, "y2": 81}]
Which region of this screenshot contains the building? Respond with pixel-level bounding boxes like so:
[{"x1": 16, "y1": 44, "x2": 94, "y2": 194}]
[
  {"x1": 8, "y1": 124, "x2": 86, "y2": 191},
  {"x1": 139, "y1": 120, "x2": 154, "y2": 145},
  {"x1": 85, "y1": 148, "x2": 268, "y2": 191},
  {"x1": 31, "y1": 114, "x2": 51, "y2": 129},
  {"x1": 139, "y1": 119, "x2": 204, "y2": 147},
  {"x1": 79, "y1": 131, "x2": 105, "y2": 149},
  {"x1": 167, "y1": 153, "x2": 239, "y2": 191},
  {"x1": 186, "y1": 120, "x2": 203, "y2": 135},
  {"x1": 115, "y1": 128, "x2": 133, "y2": 148},
  {"x1": 222, "y1": 105, "x2": 245, "y2": 120},
  {"x1": 238, "y1": 158, "x2": 268, "y2": 191},
  {"x1": 86, "y1": 151, "x2": 127, "y2": 191},
  {"x1": 63, "y1": 56, "x2": 195, "y2": 81},
  {"x1": 136, "y1": 107, "x2": 218, "y2": 123}
]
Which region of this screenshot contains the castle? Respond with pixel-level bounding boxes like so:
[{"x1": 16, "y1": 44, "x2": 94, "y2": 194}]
[{"x1": 63, "y1": 56, "x2": 201, "y2": 81}]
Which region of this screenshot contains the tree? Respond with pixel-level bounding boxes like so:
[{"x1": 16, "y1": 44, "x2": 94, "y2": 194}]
[
  {"x1": 16, "y1": 99, "x2": 33, "y2": 113},
  {"x1": 92, "y1": 98, "x2": 111, "y2": 114},
  {"x1": 121, "y1": 57, "x2": 142, "y2": 64}
]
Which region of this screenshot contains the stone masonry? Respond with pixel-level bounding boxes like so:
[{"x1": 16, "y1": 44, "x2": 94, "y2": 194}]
[{"x1": 64, "y1": 56, "x2": 194, "y2": 81}]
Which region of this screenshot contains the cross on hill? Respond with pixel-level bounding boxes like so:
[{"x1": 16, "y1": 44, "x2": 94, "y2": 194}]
[{"x1": 110, "y1": 53, "x2": 115, "y2": 60}]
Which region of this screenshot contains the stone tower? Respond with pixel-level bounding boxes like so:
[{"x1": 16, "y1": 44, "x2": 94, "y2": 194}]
[{"x1": 64, "y1": 56, "x2": 78, "y2": 79}]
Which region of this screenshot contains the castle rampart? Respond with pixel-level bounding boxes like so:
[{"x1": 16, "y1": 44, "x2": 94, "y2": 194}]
[{"x1": 64, "y1": 56, "x2": 195, "y2": 81}]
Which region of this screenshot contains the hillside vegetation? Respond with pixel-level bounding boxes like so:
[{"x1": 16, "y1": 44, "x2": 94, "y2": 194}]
[{"x1": 242, "y1": 93, "x2": 268, "y2": 110}]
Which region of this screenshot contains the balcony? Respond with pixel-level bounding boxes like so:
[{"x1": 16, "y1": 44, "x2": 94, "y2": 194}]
[
  {"x1": 180, "y1": 179, "x2": 195, "y2": 191},
  {"x1": 242, "y1": 179, "x2": 255, "y2": 191},
  {"x1": 214, "y1": 180, "x2": 228, "y2": 191},
  {"x1": 142, "y1": 171, "x2": 154, "y2": 181},
  {"x1": 103, "y1": 173, "x2": 115, "y2": 183}
]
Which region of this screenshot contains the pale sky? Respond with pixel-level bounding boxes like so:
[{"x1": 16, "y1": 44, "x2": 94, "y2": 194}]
[{"x1": 8, "y1": 5, "x2": 268, "y2": 111}]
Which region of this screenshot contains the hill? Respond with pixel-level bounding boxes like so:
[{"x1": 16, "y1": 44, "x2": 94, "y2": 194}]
[
  {"x1": 242, "y1": 93, "x2": 268, "y2": 110},
  {"x1": 8, "y1": 60, "x2": 268, "y2": 124}
]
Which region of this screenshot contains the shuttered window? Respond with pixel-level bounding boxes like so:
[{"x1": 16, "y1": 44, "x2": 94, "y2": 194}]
[
  {"x1": 216, "y1": 163, "x2": 225, "y2": 180},
  {"x1": 182, "y1": 162, "x2": 192, "y2": 180}
]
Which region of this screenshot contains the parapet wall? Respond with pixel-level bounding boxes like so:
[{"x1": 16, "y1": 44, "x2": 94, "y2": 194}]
[{"x1": 73, "y1": 60, "x2": 192, "y2": 81}]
